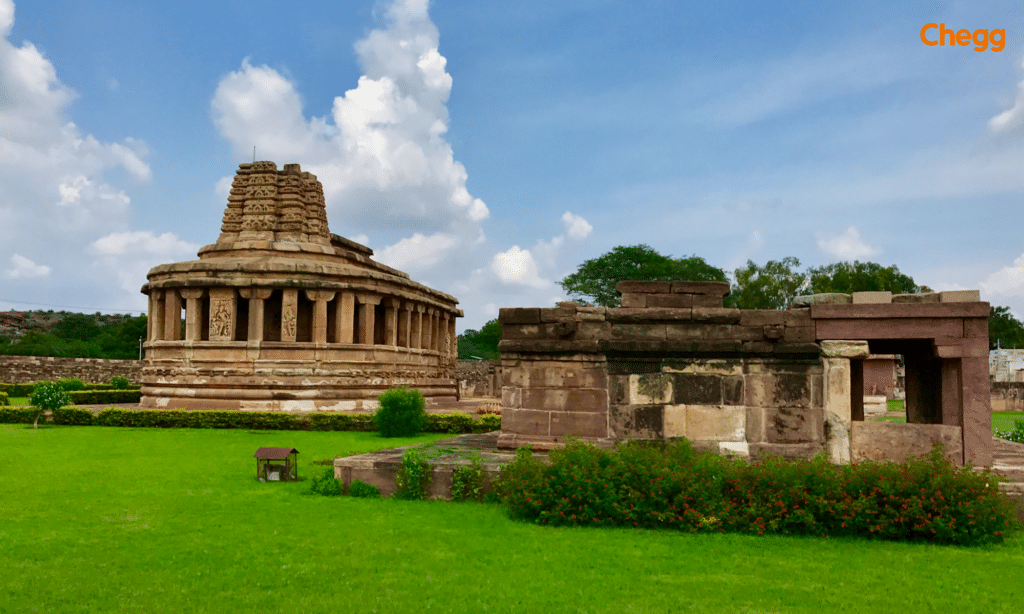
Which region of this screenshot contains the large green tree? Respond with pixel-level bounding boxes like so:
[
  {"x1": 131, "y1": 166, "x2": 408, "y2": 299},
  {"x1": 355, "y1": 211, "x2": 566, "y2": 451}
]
[
  {"x1": 457, "y1": 319, "x2": 502, "y2": 359},
  {"x1": 729, "y1": 257, "x2": 807, "y2": 310},
  {"x1": 989, "y1": 306, "x2": 1024, "y2": 350},
  {"x1": 559, "y1": 244, "x2": 727, "y2": 307},
  {"x1": 805, "y1": 261, "x2": 929, "y2": 295}
]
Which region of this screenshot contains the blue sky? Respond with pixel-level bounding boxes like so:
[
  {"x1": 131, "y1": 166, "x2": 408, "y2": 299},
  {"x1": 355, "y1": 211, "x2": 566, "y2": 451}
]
[{"x1": 2, "y1": 0, "x2": 1024, "y2": 332}]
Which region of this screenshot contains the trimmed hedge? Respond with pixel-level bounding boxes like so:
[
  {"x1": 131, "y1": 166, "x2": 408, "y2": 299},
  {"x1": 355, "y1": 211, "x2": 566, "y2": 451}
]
[
  {"x1": 0, "y1": 391, "x2": 8, "y2": 406},
  {"x1": 94, "y1": 408, "x2": 305, "y2": 430},
  {"x1": 0, "y1": 383, "x2": 35, "y2": 397},
  {"x1": 496, "y1": 438, "x2": 1020, "y2": 546},
  {"x1": 52, "y1": 407, "x2": 95, "y2": 426},
  {"x1": 0, "y1": 405, "x2": 503, "y2": 433},
  {"x1": 66, "y1": 390, "x2": 142, "y2": 405},
  {"x1": 0, "y1": 407, "x2": 36, "y2": 423}
]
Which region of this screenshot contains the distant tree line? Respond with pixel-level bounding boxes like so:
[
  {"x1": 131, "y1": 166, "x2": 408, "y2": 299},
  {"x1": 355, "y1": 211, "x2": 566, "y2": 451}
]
[
  {"x1": 0, "y1": 311, "x2": 148, "y2": 360},
  {"x1": 459, "y1": 244, "x2": 1024, "y2": 358}
]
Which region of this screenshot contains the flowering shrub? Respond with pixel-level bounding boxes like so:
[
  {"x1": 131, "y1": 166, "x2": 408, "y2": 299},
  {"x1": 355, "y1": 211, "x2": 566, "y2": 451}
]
[
  {"x1": 28, "y1": 382, "x2": 72, "y2": 428},
  {"x1": 495, "y1": 438, "x2": 1019, "y2": 545}
]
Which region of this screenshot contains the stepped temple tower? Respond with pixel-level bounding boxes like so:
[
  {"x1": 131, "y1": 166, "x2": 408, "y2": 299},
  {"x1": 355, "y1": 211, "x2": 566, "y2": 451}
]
[{"x1": 140, "y1": 161, "x2": 462, "y2": 411}]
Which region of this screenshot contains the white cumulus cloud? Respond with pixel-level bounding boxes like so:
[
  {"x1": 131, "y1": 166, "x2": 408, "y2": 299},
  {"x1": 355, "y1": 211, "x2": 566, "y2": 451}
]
[
  {"x1": 89, "y1": 231, "x2": 199, "y2": 296},
  {"x1": 0, "y1": 0, "x2": 154, "y2": 311},
  {"x1": 6, "y1": 254, "x2": 51, "y2": 279},
  {"x1": 492, "y1": 246, "x2": 550, "y2": 289},
  {"x1": 211, "y1": 0, "x2": 487, "y2": 276},
  {"x1": 562, "y1": 211, "x2": 593, "y2": 239},
  {"x1": 990, "y1": 57, "x2": 1024, "y2": 133},
  {"x1": 980, "y1": 253, "x2": 1024, "y2": 297},
  {"x1": 816, "y1": 226, "x2": 880, "y2": 260}
]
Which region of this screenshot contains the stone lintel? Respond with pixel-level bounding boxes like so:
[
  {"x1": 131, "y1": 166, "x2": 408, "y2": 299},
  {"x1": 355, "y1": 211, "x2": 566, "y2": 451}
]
[
  {"x1": 810, "y1": 302, "x2": 989, "y2": 320},
  {"x1": 820, "y1": 340, "x2": 870, "y2": 358}
]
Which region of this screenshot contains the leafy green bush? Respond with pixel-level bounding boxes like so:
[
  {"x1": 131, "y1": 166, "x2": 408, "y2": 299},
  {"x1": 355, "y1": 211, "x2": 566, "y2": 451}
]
[
  {"x1": 348, "y1": 479, "x2": 382, "y2": 498},
  {"x1": 375, "y1": 386, "x2": 426, "y2": 437},
  {"x1": 495, "y1": 439, "x2": 1019, "y2": 545},
  {"x1": 443, "y1": 410, "x2": 474, "y2": 434},
  {"x1": 995, "y1": 419, "x2": 1024, "y2": 444},
  {"x1": 308, "y1": 467, "x2": 342, "y2": 496},
  {"x1": 53, "y1": 378, "x2": 85, "y2": 392},
  {"x1": 0, "y1": 407, "x2": 37, "y2": 423},
  {"x1": 65, "y1": 390, "x2": 142, "y2": 405},
  {"x1": 52, "y1": 407, "x2": 95, "y2": 426},
  {"x1": 394, "y1": 447, "x2": 432, "y2": 500},
  {"x1": 0, "y1": 391, "x2": 8, "y2": 406},
  {"x1": 29, "y1": 382, "x2": 72, "y2": 428},
  {"x1": 110, "y1": 375, "x2": 132, "y2": 389},
  {"x1": 479, "y1": 413, "x2": 501, "y2": 432},
  {"x1": 451, "y1": 453, "x2": 486, "y2": 502}
]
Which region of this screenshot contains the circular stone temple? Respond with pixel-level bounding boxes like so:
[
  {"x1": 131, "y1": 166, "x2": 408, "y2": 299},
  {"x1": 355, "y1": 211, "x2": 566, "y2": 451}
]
[{"x1": 140, "y1": 161, "x2": 462, "y2": 411}]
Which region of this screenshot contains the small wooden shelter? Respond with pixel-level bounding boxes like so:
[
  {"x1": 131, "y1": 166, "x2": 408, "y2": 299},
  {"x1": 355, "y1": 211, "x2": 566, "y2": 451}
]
[{"x1": 254, "y1": 447, "x2": 299, "y2": 481}]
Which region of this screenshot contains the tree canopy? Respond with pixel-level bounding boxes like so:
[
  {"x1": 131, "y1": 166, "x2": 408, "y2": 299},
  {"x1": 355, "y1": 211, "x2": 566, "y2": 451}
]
[
  {"x1": 559, "y1": 244, "x2": 727, "y2": 307},
  {"x1": 457, "y1": 318, "x2": 502, "y2": 359},
  {"x1": 989, "y1": 306, "x2": 1024, "y2": 350},
  {"x1": 1, "y1": 313, "x2": 147, "y2": 359},
  {"x1": 729, "y1": 257, "x2": 807, "y2": 310},
  {"x1": 805, "y1": 261, "x2": 929, "y2": 295}
]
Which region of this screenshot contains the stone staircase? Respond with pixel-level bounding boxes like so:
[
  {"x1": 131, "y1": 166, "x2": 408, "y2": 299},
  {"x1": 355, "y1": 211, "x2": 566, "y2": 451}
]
[{"x1": 990, "y1": 438, "x2": 1024, "y2": 522}]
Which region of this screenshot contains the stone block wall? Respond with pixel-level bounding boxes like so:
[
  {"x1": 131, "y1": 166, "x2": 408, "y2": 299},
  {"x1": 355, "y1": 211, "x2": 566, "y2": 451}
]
[
  {"x1": 456, "y1": 359, "x2": 500, "y2": 397},
  {"x1": 0, "y1": 356, "x2": 143, "y2": 384},
  {"x1": 497, "y1": 281, "x2": 826, "y2": 458}
]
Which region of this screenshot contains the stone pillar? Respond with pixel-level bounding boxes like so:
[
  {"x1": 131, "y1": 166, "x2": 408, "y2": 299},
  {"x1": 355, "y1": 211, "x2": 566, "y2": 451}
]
[
  {"x1": 821, "y1": 340, "x2": 869, "y2": 464},
  {"x1": 208, "y1": 288, "x2": 237, "y2": 341},
  {"x1": 335, "y1": 292, "x2": 355, "y2": 343},
  {"x1": 239, "y1": 288, "x2": 272, "y2": 342},
  {"x1": 961, "y1": 357, "x2": 992, "y2": 466},
  {"x1": 441, "y1": 313, "x2": 451, "y2": 355},
  {"x1": 424, "y1": 309, "x2": 436, "y2": 352},
  {"x1": 180, "y1": 289, "x2": 204, "y2": 342},
  {"x1": 940, "y1": 360, "x2": 963, "y2": 427},
  {"x1": 383, "y1": 298, "x2": 399, "y2": 347},
  {"x1": 149, "y1": 290, "x2": 165, "y2": 342},
  {"x1": 356, "y1": 294, "x2": 381, "y2": 345},
  {"x1": 398, "y1": 302, "x2": 412, "y2": 348},
  {"x1": 411, "y1": 305, "x2": 423, "y2": 349},
  {"x1": 305, "y1": 290, "x2": 336, "y2": 344},
  {"x1": 448, "y1": 316, "x2": 457, "y2": 357},
  {"x1": 281, "y1": 288, "x2": 298, "y2": 342},
  {"x1": 164, "y1": 289, "x2": 181, "y2": 341}
]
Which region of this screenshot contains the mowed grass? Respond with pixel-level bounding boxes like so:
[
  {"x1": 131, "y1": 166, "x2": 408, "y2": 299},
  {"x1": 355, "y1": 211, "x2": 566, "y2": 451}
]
[{"x1": 1, "y1": 427, "x2": 1023, "y2": 613}]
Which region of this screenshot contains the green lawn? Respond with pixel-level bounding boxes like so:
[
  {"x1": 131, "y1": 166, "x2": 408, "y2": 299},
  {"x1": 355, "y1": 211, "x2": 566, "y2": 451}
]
[
  {"x1": 8, "y1": 396, "x2": 28, "y2": 405},
  {"x1": 1, "y1": 426, "x2": 1022, "y2": 613}
]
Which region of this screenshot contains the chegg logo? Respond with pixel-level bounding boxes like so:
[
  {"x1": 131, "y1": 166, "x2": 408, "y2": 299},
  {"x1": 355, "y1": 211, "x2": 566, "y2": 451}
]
[{"x1": 920, "y1": 23, "x2": 1005, "y2": 52}]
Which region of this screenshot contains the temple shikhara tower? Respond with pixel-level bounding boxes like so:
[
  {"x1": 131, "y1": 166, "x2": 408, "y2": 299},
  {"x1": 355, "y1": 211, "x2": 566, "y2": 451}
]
[{"x1": 140, "y1": 161, "x2": 461, "y2": 411}]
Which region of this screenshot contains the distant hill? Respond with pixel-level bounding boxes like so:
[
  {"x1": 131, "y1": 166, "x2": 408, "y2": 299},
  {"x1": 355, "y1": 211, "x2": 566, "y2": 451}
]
[{"x1": 0, "y1": 310, "x2": 147, "y2": 360}]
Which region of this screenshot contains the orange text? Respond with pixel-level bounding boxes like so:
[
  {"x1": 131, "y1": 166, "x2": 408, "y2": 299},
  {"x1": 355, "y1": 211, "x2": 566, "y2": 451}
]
[{"x1": 921, "y1": 23, "x2": 1005, "y2": 51}]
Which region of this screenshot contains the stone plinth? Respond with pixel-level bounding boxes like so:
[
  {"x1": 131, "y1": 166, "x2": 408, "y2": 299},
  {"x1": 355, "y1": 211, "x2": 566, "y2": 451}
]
[{"x1": 140, "y1": 162, "x2": 462, "y2": 411}]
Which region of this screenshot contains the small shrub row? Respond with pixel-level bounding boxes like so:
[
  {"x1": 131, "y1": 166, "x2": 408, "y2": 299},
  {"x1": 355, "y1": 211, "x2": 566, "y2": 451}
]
[
  {"x1": 426, "y1": 411, "x2": 500, "y2": 434},
  {"x1": 66, "y1": 390, "x2": 143, "y2": 405},
  {"x1": 495, "y1": 438, "x2": 1020, "y2": 546},
  {"x1": 0, "y1": 391, "x2": 8, "y2": 406}
]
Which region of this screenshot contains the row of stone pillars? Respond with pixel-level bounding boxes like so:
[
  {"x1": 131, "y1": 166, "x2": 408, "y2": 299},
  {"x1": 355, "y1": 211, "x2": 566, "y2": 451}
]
[{"x1": 146, "y1": 287, "x2": 455, "y2": 352}]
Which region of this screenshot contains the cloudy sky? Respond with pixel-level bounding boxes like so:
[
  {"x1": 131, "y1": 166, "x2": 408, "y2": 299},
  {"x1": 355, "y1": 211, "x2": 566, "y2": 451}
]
[{"x1": 2, "y1": 0, "x2": 1024, "y2": 332}]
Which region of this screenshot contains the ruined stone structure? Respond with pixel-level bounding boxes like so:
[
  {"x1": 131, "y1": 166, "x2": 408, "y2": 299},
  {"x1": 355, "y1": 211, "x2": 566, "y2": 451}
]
[
  {"x1": 497, "y1": 282, "x2": 992, "y2": 467},
  {"x1": 140, "y1": 162, "x2": 461, "y2": 411}
]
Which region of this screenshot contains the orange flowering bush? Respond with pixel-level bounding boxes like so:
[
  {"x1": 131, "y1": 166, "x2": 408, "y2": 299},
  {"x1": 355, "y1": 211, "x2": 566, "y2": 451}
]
[{"x1": 495, "y1": 438, "x2": 1019, "y2": 545}]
